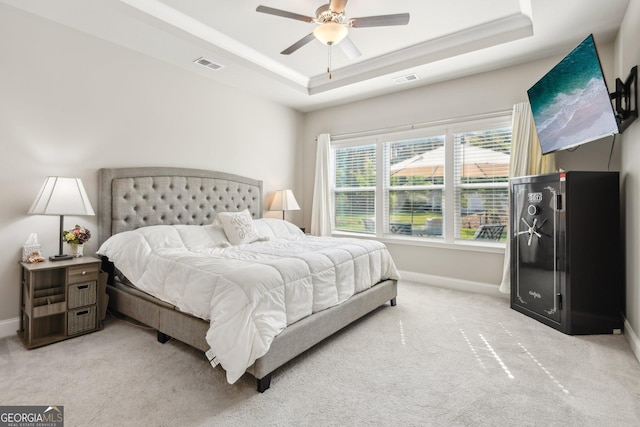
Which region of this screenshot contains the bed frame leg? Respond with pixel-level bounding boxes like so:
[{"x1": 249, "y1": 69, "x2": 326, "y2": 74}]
[
  {"x1": 157, "y1": 331, "x2": 171, "y2": 344},
  {"x1": 257, "y1": 374, "x2": 272, "y2": 393},
  {"x1": 390, "y1": 297, "x2": 397, "y2": 306}
]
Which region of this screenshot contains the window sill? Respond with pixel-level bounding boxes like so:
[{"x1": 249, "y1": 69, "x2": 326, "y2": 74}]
[{"x1": 331, "y1": 231, "x2": 506, "y2": 254}]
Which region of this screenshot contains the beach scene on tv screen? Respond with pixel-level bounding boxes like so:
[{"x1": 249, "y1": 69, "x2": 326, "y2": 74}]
[{"x1": 528, "y1": 35, "x2": 618, "y2": 154}]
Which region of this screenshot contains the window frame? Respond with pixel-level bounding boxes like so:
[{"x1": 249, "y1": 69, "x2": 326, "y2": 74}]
[{"x1": 330, "y1": 114, "x2": 512, "y2": 252}]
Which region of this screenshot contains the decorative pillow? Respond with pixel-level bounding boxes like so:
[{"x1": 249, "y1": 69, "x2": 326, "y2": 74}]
[{"x1": 217, "y1": 209, "x2": 263, "y2": 245}]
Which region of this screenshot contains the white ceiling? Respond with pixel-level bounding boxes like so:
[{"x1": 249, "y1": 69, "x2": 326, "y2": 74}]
[{"x1": 2, "y1": 0, "x2": 630, "y2": 112}]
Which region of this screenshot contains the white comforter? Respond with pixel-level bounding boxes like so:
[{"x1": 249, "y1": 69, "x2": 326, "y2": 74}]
[{"x1": 97, "y1": 219, "x2": 400, "y2": 383}]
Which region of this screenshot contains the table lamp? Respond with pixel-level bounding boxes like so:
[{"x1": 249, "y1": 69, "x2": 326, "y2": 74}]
[
  {"x1": 269, "y1": 189, "x2": 300, "y2": 221},
  {"x1": 28, "y1": 177, "x2": 95, "y2": 261}
]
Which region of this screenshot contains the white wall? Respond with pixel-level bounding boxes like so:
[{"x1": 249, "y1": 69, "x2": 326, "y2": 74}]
[
  {"x1": 301, "y1": 42, "x2": 618, "y2": 289},
  {"x1": 615, "y1": 0, "x2": 640, "y2": 359},
  {"x1": 0, "y1": 5, "x2": 303, "y2": 324}
]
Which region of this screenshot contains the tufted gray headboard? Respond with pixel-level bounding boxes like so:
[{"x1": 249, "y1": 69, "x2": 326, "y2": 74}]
[{"x1": 98, "y1": 167, "x2": 263, "y2": 245}]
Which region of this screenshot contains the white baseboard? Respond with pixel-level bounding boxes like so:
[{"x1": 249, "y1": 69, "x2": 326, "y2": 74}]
[
  {"x1": 398, "y1": 270, "x2": 508, "y2": 299},
  {"x1": 0, "y1": 317, "x2": 19, "y2": 340},
  {"x1": 624, "y1": 317, "x2": 640, "y2": 365}
]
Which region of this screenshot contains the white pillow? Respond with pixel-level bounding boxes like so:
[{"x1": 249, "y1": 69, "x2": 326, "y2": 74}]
[
  {"x1": 253, "y1": 218, "x2": 304, "y2": 238},
  {"x1": 174, "y1": 224, "x2": 229, "y2": 249},
  {"x1": 217, "y1": 209, "x2": 263, "y2": 245}
]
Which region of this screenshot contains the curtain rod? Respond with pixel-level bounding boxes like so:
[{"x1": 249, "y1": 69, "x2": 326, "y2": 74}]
[{"x1": 319, "y1": 109, "x2": 512, "y2": 141}]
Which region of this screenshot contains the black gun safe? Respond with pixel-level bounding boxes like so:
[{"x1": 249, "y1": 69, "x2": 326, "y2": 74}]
[{"x1": 510, "y1": 171, "x2": 623, "y2": 334}]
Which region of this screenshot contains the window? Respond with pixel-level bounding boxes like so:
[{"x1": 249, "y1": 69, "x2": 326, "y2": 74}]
[
  {"x1": 453, "y1": 128, "x2": 511, "y2": 242},
  {"x1": 331, "y1": 115, "x2": 511, "y2": 245},
  {"x1": 333, "y1": 144, "x2": 376, "y2": 233},
  {"x1": 388, "y1": 136, "x2": 446, "y2": 238}
]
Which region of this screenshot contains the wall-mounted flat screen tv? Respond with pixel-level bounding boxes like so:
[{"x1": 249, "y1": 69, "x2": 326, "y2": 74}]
[{"x1": 527, "y1": 34, "x2": 619, "y2": 155}]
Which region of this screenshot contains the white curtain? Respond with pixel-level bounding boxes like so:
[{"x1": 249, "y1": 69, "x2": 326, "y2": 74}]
[
  {"x1": 499, "y1": 103, "x2": 556, "y2": 293},
  {"x1": 311, "y1": 133, "x2": 333, "y2": 236}
]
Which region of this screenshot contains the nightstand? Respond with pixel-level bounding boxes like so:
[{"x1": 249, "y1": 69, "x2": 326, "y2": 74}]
[{"x1": 19, "y1": 256, "x2": 103, "y2": 349}]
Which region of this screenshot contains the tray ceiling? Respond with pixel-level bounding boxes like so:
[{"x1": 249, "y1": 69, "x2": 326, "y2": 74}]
[{"x1": 0, "y1": 0, "x2": 630, "y2": 112}]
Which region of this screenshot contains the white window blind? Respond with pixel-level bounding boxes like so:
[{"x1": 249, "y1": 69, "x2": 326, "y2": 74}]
[
  {"x1": 453, "y1": 127, "x2": 511, "y2": 241},
  {"x1": 330, "y1": 113, "x2": 512, "y2": 246},
  {"x1": 333, "y1": 144, "x2": 376, "y2": 233},
  {"x1": 387, "y1": 136, "x2": 446, "y2": 237}
]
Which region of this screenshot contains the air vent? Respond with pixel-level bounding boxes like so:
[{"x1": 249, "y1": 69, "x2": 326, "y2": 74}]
[
  {"x1": 193, "y1": 57, "x2": 224, "y2": 71},
  {"x1": 393, "y1": 74, "x2": 419, "y2": 84}
]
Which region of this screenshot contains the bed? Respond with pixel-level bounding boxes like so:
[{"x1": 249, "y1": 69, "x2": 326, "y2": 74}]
[{"x1": 97, "y1": 167, "x2": 399, "y2": 392}]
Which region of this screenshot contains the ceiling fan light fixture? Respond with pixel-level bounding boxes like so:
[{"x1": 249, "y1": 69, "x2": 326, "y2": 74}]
[{"x1": 313, "y1": 22, "x2": 348, "y2": 45}]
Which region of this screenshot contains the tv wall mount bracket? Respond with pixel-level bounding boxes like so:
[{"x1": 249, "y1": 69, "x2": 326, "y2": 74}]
[{"x1": 610, "y1": 65, "x2": 638, "y2": 133}]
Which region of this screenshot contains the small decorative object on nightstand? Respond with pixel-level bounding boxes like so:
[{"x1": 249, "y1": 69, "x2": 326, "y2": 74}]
[
  {"x1": 19, "y1": 256, "x2": 103, "y2": 349},
  {"x1": 62, "y1": 225, "x2": 91, "y2": 257}
]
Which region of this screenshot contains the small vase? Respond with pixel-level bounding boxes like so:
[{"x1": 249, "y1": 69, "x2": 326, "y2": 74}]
[{"x1": 69, "y1": 243, "x2": 84, "y2": 257}]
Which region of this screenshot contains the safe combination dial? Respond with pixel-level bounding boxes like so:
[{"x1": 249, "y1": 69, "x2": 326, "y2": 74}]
[{"x1": 517, "y1": 217, "x2": 549, "y2": 246}]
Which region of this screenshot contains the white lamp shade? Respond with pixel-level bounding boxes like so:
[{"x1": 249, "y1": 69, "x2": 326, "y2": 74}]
[
  {"x1": 28, "y1": 177, "x2": 95, "y2": 216},
  {"x1": 313, "y1": 23, "x2": 348, "y2": 45},
  {"x1": 269, "y1": 189, "x2": 300, "y2": 212}
]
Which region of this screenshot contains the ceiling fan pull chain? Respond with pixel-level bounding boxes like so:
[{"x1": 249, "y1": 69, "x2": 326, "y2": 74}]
[{"x1": 328, "y1": 43, "x2": 333, "y2": 79}]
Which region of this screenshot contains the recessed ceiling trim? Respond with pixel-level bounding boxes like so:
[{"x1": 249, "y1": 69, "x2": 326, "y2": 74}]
[
  {"x1": 308, "y1": 12, "x2": 534, "y2": 94},
  {"x1": 119, "y1": 0, "x2": 309, "y2": 87},
  {"x1": 119, "y1": 0, "x2": 531, "y2": 96}
]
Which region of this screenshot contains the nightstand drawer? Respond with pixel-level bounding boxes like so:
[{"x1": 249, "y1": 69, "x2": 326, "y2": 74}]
[
  {"x1": 67, "y1": 264, "x2": 99, "y2": 284},
  {"x1": 68, "y1": 281, "x2": 97, "y2": 309},
  {"x1": 67, "y1": 306, "x2": 96, "y2": 335}
]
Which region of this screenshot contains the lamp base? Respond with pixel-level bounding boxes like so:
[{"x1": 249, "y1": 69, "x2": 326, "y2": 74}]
[
  {"x1": 49, "y1": 214, "x2": 73, "y2": 261},
  {"x1": 49, "y1": 254, "x2": 73, "y2": 262}
]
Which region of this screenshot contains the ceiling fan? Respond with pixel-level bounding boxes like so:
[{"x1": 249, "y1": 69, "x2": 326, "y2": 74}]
[{"x1": 256, "y1": 0, "x2": 410, "y2": 77}]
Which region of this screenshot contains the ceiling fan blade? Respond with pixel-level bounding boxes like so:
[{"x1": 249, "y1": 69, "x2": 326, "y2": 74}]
[
  {"x1": 350, "y1": 13, "x2": 410, "y2": 28},
  {"x1": 339, "y1": 36, "x2": 361, "y2": 60},
  {"x1": 256, "y1": 5, "x2": 314, "y2": 23},
  {"x1": 329, "y1": 0, "x2": 349, "y2": 14},
  {"x1": 281, "y1": 33, "x2": 316, "y2": 55}
]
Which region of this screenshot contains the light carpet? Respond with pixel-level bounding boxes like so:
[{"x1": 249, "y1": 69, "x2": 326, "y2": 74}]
[{"x1": 1, "y1": 281, "x2": 639, "y2": 426}]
